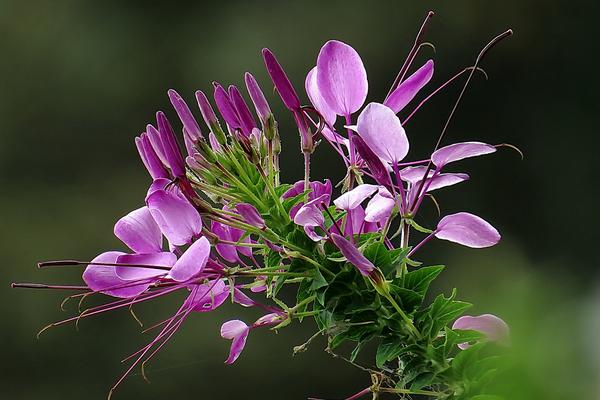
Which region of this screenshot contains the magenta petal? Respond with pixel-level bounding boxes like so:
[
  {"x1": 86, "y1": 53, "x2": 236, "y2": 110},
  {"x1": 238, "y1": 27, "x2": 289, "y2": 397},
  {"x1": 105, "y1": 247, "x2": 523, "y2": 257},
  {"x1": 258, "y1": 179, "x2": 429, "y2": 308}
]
[
  {"x1": 384, "y1": 60, "x2": 434, "y2": 113},
  {"x1": 343, "y1": 205, "x2": 366, "y2": 236},
  {"x1": 195, "y1": 90, "x2": 219, "y2": 128},
  {"x1": 244, "y1": 72, "x2": 271, "y2": 123},
  {"x1": 316, "y1": 40, "x2": 368, "y2": 116},
  {"x1": 82, "y1": 251, "x2": 153, "y2": 298},
  {"x1": 356, "y1": 102, "x2": 409, "y2": 164},
  {"x1": 228, "y1": 85, "x2": 257, "y2": 137},
  {"x1": 453, "y1": 314, "x2": 510, "y2": 349},
  {"x1": 146, "y1": 189, "x2": 202, "y2": 246},
  {"x1": 168, "y1": 89, "x2": 202, "y2": 140},
  {"x1": 115, "y1": 252, "x2": 175, "y2": 280},
  {"x1": 220, "y1": 320, "x2": 250, "y2": 364},
  {"x1": 213, "y1": 82, "x2": 241, "y2": 130},
  {"x1": 425, "y1": 173, "x2": 470, "y2": 192},
  {"x1": 169, "y1": 236, "x2": 211, "y2": 282},
  {"x1": 365, "y1": 189, "x2": 395, "y2": 223},
  {"x1": 294, "y1": 204, "x2": 324, "y2": 228},
  {"x1": 305, "y1": 67, "x2": 336, "y2": 125},
  {"x1": 253, "y1": 313, "x2": 282, "y2": 327},
  {"x1": 435, "y1": 212, "x2": 501, "y2": 248},
  {"x1": 229, "y1": 226, "x2": 253, "y2": 258},
  {"x1": 211, "y1": 221, "x2": 239, "y2": 263},
  {"x1": 331, "y1": 233, "x2": 375, "y2": 277},
  {"x1": 334, "y1": 184, "x2": 378, "y2": 211},
  {"x1": 262, "y1": 48, "x2": 301, "y2": 111},
  {"x1": 136, "y1": 134, "x2": 169, "y2": 180},
  {"x1": 114, "y1": 206, "x2": 163, "y2": 254},
  {"x1": 235, "y1": 203, "x2": 265, "y2": 228},
  {"x1": 351, "y1": 135, "x2": 392, "y2": 188},
  {"x1": 431, "y1": 141, "x2": 496, "y2": 167},
  {"x1": 186, "y1": 279, "x2": 229, "y2": 312},
  {"x1": 156, "y1": 111, "x2": 186, "y2": 177},
  {"x1": 400, "y1": 166, "x2": 434, "y2": 183}
]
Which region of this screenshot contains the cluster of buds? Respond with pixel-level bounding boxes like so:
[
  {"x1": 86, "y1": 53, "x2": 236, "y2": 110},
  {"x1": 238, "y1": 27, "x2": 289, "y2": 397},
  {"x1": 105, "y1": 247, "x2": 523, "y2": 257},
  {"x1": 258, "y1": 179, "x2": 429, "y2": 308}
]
[{"x1": 15, "y1": 11, "x2": 515, "y2": 399}]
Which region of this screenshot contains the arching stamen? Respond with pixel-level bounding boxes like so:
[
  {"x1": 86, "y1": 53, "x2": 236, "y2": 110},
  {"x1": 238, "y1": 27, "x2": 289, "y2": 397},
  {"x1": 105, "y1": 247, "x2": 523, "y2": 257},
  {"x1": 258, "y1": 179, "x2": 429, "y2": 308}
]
[
  {"x1": 321, "y1": 202, "x2": 343, "y2": 236},
  {"x1": 495, "y1": 143, "x2": 524, "y2": 159},
  {"x1": 384, "y1": 10, "x2": 435, "y2": 101},
  {"x1": 402, "y1": 66, "x2": 488, "y2": 125},
  {"x1": 410, "y1": 29, "x2": 513, "y2": 213}
]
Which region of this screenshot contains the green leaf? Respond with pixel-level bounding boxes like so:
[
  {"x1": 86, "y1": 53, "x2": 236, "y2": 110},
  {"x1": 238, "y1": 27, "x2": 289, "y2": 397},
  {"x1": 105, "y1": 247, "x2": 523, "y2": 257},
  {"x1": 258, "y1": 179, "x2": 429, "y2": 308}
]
[
  {"x1": 375, "y1": 337, "x2": 418, "y2": 368},
  {"x1": 363, "y1": 242, "x2": 393, "y2": 276},
  {"x1": 419, "y1": 289, "x2": 472, "y2": 338},
  {"x1": 310, "y1": 268, "x2": 328, "y2": 291},
  {"x1": 401, "y1": 265, "x2": 445, "y2": 295}
]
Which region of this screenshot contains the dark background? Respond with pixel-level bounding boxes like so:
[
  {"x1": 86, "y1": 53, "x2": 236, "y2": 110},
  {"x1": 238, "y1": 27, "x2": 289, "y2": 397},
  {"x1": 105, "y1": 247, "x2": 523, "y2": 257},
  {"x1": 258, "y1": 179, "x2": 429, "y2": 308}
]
[{"x1": 1, "y1": 0, "x2": 599, "y2": 398}]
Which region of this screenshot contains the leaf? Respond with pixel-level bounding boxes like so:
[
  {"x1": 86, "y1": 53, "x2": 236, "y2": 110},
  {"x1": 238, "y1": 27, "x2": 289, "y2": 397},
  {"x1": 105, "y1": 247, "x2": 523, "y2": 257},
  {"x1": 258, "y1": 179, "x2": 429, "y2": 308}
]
[
  {"x1": 389, "y1": 285, "x2": 423, "y2": 313},
  {"x1": 418, "y1": 289, "x2": 472, "y2": 338},
  {"x1": 363, "y1": 242, "x2": 393, "y2": 276},
  {"x1": 310, "y1": 268, "x2": 328, "y2": 291},
  {"x1": 401, "y1": 265, "x2": 445, "y2": 295},
  {"x1": 375, "y1": 337, "x2": 419, "y2": 368}
]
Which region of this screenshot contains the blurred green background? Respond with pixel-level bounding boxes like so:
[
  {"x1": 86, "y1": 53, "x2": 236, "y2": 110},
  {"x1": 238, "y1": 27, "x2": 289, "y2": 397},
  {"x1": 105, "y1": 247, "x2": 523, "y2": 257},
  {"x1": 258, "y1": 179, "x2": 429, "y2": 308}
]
[{"x1": 1, "y1": 0, "x2": 599, "y2": 398}]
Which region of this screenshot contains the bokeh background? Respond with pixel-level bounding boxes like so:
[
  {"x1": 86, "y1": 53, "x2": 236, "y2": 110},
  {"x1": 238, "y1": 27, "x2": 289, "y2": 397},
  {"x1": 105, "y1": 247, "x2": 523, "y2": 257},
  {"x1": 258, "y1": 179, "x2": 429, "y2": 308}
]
[{"x1": 1, "y1": 0, "x2": 599, "y2": 398}]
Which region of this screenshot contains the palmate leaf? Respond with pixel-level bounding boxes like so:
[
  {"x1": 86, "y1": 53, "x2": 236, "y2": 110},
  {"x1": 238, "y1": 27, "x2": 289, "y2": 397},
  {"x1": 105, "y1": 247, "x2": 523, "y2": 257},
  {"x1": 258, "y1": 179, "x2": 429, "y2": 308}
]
[
  {"x1": 401, "y1": 265, "x2": 445, "y2": 295},
  {"x1": 418, "y1": 289, "x2": 472, "y2": 339}
]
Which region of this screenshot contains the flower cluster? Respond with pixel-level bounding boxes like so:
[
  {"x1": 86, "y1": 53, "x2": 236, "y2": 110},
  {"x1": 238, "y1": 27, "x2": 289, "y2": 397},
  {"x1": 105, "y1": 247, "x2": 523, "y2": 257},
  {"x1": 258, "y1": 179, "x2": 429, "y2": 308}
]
[{"x1": 15, "y1": 13, "x2": 515, "y2": 400}]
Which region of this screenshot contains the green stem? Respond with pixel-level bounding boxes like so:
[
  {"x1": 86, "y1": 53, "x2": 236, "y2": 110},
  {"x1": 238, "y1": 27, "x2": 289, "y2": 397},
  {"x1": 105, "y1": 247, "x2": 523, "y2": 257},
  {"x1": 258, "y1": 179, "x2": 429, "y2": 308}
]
[
  {"x1": 379, "y1": 387, "x2": 446, "y2": 397},
  {"x1": 382, "y1": 293, "x2": 421, "y2": 339}
]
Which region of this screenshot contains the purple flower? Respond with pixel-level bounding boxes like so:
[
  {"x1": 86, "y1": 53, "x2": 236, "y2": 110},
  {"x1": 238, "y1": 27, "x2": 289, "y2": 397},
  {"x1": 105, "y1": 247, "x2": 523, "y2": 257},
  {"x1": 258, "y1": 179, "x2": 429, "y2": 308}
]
[
  {"x1": 213, "y1": 82, "x2": 241, "y2": 131},
  {"x1": 262, "y1": 48, "x2": 301, "y2": 111},
  {"x1": 135, "y1": 134, "x2": 169, "y2": 180},
  {"x1": 235, "y1": 203, "x2": 265, "y2": 228},
  {"x1": 355, "y1": 102, "x2": 409, "y2": 164},
  {"x1": 146, "y1": 183, "x2": 202, "y2": 247},
  {"x1": 220, "y1": 320, "x2": 250, "y2": 364},
  {"x1": 333, "y1": 184, "x2": 379, "y2": 211},
  {"x1": 168, "y1": 236, "x2": 211, "y2": 282},
  {"x1": 351, "y1": 135, "x2": 392, "y2": 188},
  {"x1": 156, "y1": 111, "x2": 186, "y2": 177},
  {"x1": 282, "y1": 179, "x2": 332, "y2": 219},
  {"x1": 228, "y1": 85, "x2": 257, "y2": 137},
  {"x1": 167, "y1": 89, "x2": 203, "y2": 140},
  {"x1": 316, "y1": 40, "x2": 368, "y2": 116},
  {"x1": 434, "y1": 212, "x2": 501, "y2": 248},
  {"x1": 185, "y1": 279, "x2": 229, "y2": 312},
  {"x1": 431, "y1": 141, "x2": 497, "y2": 168},
  {"x1": 452, "y1": 314, "x2": 509, "y2": 349},
  {"x1": 305, "y1": 67, "x2": 336, "y2": 126},
  {"x1": 294, "y1": 194, "x2": 328, "y2": 241},
  {"x1": 384, "y1": 60, "x2": 434, "y2": 113},
  {"x1": 195, "y1": 90, "x2": 220, "y2": 130},
  {"x1": 113, "y1": 206, "x2": 163, "y2": 254},
  {"x1": 244, "y1": 72, "x2": 272, "y2": 125},
  {"x1": 364, "y1": 188, "x2": 395, "y2": 223},
  {"x1": 330, "y1": 233, "x2": 375, "y2": 277}
]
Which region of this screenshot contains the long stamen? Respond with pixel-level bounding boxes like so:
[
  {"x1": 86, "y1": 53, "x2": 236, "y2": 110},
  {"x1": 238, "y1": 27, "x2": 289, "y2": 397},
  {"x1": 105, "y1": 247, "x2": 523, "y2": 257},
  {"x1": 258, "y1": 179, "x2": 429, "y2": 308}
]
[
  {"x1": 38, "y1": 260, "x2": 171, "y2": 272},
  {"x1": 410, "y1": 29, "x2": 513, "y2": 213},
  {"x1": 384, "y1": 10, "x2": 435, "y2": 101},
  {"x1": 11, "y1": 283, "x2": 89, "y2": 291}
]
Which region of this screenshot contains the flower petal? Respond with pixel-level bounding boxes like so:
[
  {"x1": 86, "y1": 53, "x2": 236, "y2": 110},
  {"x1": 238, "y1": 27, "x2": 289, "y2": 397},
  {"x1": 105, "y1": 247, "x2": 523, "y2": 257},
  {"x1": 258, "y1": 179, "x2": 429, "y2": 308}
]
[
  {"x1": 213, "y1": 82, "x2": 241, "y2": 130},
  {"x1": 305, "y1": 67, "x2": 336, "y2": 125},
  {"x1": 330, "y1": 233, "x2": 375, "y2": 277},
  {"x1": 384, "y1": 60, "x2": 434, "y2": 113},
  {"x1": 186, "y1": 279, "x2": 229, "y2": 312},
  {"x1": 82, "y1": 251, "x2": 153, "y2": 298},
  {"x1": 228, "y1": 85, "x2": 257, "y2": 137},
  {"x1": 316, "y1": 40, "x2": 368, "y2": 116},
  {"x1": 235, "y1": 203, "x2": 264, "y2": 228},
  {"x1": 146, "y1": 189, "x2": 202, "y2": 246},
  {"x1": 431, "y1": 142, "x2": 496, "y2": 168},
  {"x1": 333, "y1": 184, "x2": 378, "y2": 211},
  {"x1": 169, "y1": 236, "x2": 211, "y2": 282},
  {"x1": 453, "y1": 314, "x2": 510, "y2": 349},
  {"x1": 114, "y1": 252, "x2": 175, "y2": 280},
  {"x1": 220, "y1": 320, "x2": 250, "y2": 364},
  {"x1": 262, "y1": 48, "x2": 301, "y2": 111},
  {"x1": 168, "y1": 89, "x2": 202, "y2": 140},
  {"x1": 356, "y1": 102, "x2": 409, "y2": 164},
  {"x1": 435, "y1": 212, "x2": 501, "y2": 248},
  {"x1": 114, "y1": 206, "x2": 163, "y2": 254},
  {"x1": 365, "y1": 189, "x2": 395, "y2": 223}
]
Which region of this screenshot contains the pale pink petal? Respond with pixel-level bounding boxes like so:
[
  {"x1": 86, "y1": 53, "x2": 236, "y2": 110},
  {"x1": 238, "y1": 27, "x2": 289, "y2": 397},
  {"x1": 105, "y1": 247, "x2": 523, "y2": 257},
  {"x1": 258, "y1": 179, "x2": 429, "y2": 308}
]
[
  {"x1": 186, "y1": 279, "x2": 229, "y2": 312},
  {"x1": 431, "y1": 142, "x2": 496, "y2": 167},
  {"x1": 316, "y1": 40, "x2": 368, "y2": 116},
  {"x1": 305, "y1": 67, "x2": 336, "y2": 125},
  {"x1": 146, "y1": 189, "x2": 202, "y2": 246},
  {"x1": 114, "y1": 206, "x2": 163, "y2": 254},
  {"x1": 333, "y1": 184, "x2": 378, "y2": 211},
  {"x1": 384, "y1": 60, "x2": 434, "y2": 113},
  {"x1": 220, "y1": 320, "x2": 250, "y2": 364},
  {"x1": 435, "y1": 212, "x2": 501, "y2": 248},
  {"x1": 356, "y1": 102, "x2": 409, "y2": 164},
  {"x1": 82, "y1": 251, "x2": 153, "y2": 299},
  {"x1": 115, "y1": 252, "x2": 175, "y2": 280},
  {"x1": 400, "y1": 166, "x2": 434, "y2": 183},
  {"x1": 169, "y1": 236, "x2": 211, "y2": 282},
  {"x1": 365, "y1": 189, "x2": 395, "y2": 223},
  {"x1": 453, "y1": 314, "x2": 510, "y2": 349}
]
